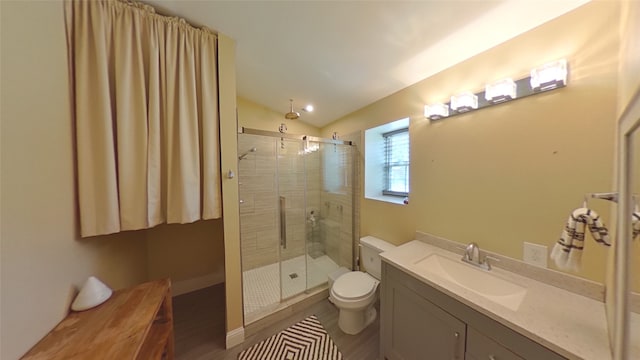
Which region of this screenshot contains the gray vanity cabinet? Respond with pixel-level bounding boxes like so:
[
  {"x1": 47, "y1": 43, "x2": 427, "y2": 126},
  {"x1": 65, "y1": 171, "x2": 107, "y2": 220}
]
[
  {"x1": 384, "y1": 276, "x2": 466, "y2": 359},
  {"x1": 380, "y1": 262, "x2": 566, "y2": 360}
]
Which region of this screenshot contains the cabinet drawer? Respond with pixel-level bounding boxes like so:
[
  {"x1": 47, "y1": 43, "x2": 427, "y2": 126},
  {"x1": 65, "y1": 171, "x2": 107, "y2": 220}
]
[{"x1": 466, "y1": 326, "x2": 523, "y2": 360}]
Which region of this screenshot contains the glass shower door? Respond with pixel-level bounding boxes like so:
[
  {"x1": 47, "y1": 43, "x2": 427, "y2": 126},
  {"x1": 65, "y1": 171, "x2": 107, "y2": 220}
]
[
  {"x1": 305, "y1": 140, "x2": 354, "y2": 290},
  {"x1": 277, "y1": 137, "x2": 308, "y2": 300}
]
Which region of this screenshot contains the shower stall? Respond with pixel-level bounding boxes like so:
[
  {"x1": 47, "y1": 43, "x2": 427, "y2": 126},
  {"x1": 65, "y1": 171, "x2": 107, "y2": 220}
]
[{"x1": 238, "y1": 128, "x2": 356, "y2": 323}]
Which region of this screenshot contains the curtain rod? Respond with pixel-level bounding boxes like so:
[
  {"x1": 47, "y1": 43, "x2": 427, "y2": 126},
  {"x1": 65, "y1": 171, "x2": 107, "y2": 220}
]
[{"x1": 116, "y1": 0, "x2": 217, "y2": 35}]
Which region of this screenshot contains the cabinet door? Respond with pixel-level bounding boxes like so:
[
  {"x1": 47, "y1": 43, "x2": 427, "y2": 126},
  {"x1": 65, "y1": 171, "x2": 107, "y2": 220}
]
[{"x1": 385, "y1": 281, "x2": 466, "y2": 360}]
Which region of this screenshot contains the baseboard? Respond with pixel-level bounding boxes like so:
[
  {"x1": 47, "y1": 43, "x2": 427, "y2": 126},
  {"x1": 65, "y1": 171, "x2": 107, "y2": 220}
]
[
  {"x1": 172, "y1": 272, "x2": 224, "y2": 297},
  {"x1": 226, "y1": 326, "x2": 245, "y2": 348}
]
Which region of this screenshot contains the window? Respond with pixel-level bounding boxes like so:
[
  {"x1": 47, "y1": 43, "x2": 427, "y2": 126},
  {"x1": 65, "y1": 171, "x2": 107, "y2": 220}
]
[
  {"x1": 383, "y1": 129, "x2": 409, "y2": 196},
  {"x1": 364, "y1": 117, "x2": 410, "y2": 204}
]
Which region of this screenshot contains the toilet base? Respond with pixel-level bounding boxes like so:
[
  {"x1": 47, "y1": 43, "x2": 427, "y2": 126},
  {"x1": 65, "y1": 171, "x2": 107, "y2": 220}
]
[{"x1": 337, "y1": 305, "x2": 377, "y2": 335}]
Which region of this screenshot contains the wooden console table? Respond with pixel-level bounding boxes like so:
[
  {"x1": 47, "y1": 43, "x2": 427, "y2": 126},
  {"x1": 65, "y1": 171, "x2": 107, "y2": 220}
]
[{"x1": 22, "y1": 278, "x2": 174, "y2": 360}]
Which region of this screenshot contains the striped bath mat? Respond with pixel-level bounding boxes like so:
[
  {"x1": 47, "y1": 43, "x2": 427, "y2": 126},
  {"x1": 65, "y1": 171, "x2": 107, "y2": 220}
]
[{"x1": 238, "y1": 315, "x2": 343, "y2": 360}]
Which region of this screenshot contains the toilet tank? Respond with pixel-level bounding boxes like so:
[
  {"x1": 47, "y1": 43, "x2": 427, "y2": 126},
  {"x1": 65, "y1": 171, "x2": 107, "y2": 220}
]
[{"x1": 359, "y1": 236, "x2": 396, "y2": 280}]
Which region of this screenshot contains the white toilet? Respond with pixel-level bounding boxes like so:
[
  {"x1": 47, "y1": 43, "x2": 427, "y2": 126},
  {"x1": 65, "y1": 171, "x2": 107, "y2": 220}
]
[{"x1": 329, "y1": 236, "x2": 396, "y2": 335}]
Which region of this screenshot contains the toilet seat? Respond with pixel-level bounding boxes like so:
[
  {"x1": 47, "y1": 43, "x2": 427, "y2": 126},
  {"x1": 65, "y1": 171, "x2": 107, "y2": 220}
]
[{"x1": 332, "y1": 272, "x2": 378, "y2": 301}]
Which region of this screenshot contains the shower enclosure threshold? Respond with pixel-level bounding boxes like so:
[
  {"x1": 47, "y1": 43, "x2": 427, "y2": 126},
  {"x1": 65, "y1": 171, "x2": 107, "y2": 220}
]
[{"x1": 244, "y1": 284, "x2": 330, "y2": 329}]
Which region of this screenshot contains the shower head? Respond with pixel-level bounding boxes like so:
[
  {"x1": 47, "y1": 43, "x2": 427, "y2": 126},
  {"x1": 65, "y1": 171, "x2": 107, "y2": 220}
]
[
  {"x1": 284, "y1": 99, "x2": 313, "y2": 120},
  {"x1": 285, "y1": 99, "x2": 300, "y2": 120},
  {"x1": 238, "y1": 147, "x2": 257, "y2": 160}
]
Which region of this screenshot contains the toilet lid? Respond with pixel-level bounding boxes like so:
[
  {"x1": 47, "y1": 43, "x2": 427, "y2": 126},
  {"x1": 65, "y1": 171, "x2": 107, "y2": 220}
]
[{"x1": 332, "y1": 272, "x2": 377, "y2": 300}]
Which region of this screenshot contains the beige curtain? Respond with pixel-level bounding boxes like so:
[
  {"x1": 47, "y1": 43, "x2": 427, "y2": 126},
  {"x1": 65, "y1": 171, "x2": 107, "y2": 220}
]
[{"x1": 65, "y1": 0, "x2": 221, "y2": 237}]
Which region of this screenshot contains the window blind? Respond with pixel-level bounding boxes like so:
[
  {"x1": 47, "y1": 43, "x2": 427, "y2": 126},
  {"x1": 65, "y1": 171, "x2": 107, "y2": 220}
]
[{"x1": 383, "y1": 128, "x2": 409, "y2": 196}]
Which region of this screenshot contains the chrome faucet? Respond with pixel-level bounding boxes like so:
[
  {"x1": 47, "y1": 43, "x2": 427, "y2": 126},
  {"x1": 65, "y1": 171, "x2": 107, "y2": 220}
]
[
  {"x1": 461, "y1": 242, "x2": 495, "y2": 271},
  {"x1": 464, "y1": 242, "x2": 481, "y2": 264}
]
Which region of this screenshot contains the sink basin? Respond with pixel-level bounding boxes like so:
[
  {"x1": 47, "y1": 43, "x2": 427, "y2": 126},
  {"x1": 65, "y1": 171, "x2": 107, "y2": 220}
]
[{"x1": 413, "y1": 254, "x2": 527, "y2": 311}]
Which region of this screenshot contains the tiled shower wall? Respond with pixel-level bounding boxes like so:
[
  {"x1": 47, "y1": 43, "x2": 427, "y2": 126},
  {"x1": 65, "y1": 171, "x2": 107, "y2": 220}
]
[{"x1": 238, "y1": 135, "x2": 279, "y2": 270}]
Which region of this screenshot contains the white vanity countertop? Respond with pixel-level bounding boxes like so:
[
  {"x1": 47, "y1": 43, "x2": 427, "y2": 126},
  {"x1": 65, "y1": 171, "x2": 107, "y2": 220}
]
[{"x1": 380, "y1": 240, "x2": 640, "y2": 360}]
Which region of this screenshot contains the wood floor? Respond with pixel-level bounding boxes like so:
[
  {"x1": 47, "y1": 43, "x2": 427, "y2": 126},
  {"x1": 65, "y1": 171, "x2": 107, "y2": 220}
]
[{"x1": 172, "y1": 283, "x2": 380, "y2": 360}]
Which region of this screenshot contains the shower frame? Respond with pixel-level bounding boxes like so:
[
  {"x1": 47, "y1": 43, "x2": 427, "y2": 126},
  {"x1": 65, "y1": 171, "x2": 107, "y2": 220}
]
[{"x1": 238, "y1": 127, "x2": 357, "y2": 323}]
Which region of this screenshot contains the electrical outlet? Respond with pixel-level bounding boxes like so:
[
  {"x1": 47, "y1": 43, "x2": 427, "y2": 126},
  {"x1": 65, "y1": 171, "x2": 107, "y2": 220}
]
[{"x1": 523, "y1": 242, "x2": 548, "y2": 268}]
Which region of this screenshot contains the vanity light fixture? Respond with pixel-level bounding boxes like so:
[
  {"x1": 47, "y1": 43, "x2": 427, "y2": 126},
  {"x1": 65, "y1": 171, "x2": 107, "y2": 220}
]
[
  {"x1": 450, "y1": 92, "x2": 478, "y2": 113},
  {"x1": 423, "y1": 59, "x2": 568, "y2": 121},
  {"x1": 485, "y1": 78, "x2": 517, "y2": 103},
  {"x1": 424, "y1": 103, "x2": 450, "y2": 120},
  {"x1": 530, "y1": 59, "x2": 567, "y2": 92}
]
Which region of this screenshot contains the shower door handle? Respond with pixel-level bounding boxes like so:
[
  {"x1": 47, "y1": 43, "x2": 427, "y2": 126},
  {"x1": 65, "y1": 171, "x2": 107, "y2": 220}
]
[{"x1": 280, "y1": 196, "x2": 287, "y2": 249}]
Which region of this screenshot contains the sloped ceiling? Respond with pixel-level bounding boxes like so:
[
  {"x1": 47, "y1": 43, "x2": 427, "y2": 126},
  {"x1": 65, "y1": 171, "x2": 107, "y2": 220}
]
[{"x1": 146, "y1": 0, "x2": 589, "y2": 127}]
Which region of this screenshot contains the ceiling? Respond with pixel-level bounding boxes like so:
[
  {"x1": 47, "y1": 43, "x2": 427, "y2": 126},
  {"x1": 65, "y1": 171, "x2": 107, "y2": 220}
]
[{"x1": 146, "y1": 0, "x2": 589, "y2": 128}]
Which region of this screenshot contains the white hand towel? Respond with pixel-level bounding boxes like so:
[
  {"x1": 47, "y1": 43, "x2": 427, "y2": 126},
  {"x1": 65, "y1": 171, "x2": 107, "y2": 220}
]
[{"x1": 551, "y1": 208, "x2": 610, "y2": 272}]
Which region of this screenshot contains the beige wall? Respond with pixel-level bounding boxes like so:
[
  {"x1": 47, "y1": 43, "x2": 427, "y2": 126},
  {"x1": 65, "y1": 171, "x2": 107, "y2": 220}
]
[
  {"x1": 217, "y1": 33, "x2": 244, "y2": 336},
  {"x1": 322, "y1": 1, "x2": 620, "y2": 284},
  {"x1": 0, "y1": 2, "x2": 149, "y2": 359},
  {"x1": 146, "y1": 220, "x2": 225, "y2": 296},
  {"x1": 238, "y1": 97, "x2": 320, "y2": 136}
]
